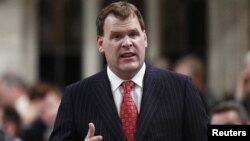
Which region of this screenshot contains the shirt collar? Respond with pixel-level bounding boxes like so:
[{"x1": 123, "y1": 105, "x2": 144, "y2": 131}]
[{"x1": 107, "y1": 63, "x2": 146, "y2": 92}]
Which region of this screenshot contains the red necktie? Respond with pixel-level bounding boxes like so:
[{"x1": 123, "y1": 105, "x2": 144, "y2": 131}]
[{"x1": 120, "y1": 80, "x2": 137, "y2": 141}]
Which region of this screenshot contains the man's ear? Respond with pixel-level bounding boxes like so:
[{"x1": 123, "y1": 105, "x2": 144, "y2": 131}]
[{"x1": 97, "y1": 36, "x2": 104, "y2": 53}]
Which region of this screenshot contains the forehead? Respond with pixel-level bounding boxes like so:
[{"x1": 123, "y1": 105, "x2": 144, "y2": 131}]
[{"x1": 103, "y1": 14, "x2": 141, "y2": 32}]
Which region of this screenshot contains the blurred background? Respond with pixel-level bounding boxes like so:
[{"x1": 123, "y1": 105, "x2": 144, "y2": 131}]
[
  {"x1": 0, "y1": 0, "x2": 249, "y2": 140},
  {"x1": 0, "y1": 0, "x2": 249, "y2": 100},
  {"x1": 0, "y1": 0, "x2": 249, "y2": 99}
]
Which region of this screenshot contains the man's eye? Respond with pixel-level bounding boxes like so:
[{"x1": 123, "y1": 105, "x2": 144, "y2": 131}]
[
  {"x1": 115, "y1": 35, "x2": 121, "y2": 38},
  {"x1": 129, "y1": 32, "x2": 139, "y2": 38},
  {"x1": 112, "y1": 34, "x2": 121, "y2": 39}
]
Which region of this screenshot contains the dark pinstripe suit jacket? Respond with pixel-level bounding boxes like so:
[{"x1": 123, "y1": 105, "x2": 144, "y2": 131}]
[{"x1": 50, "y1": 64, "x2": 208, "y2": 141}]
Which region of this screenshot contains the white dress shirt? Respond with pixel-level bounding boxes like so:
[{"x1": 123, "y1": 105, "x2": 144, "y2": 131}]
[{"x1": 107, "y1": 63, "x2": 146, "y2": 116}]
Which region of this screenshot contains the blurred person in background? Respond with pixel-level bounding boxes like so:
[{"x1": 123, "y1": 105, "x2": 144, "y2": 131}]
[
  {"x1": 0, "y1": 74, "x2": 37, "y2": 128},
  {"x1": 210, "y1": 100, "x2": 249, "y2": 125},
  {"x1": 235, "y1": 52, "x2": 250, "y2": 116},
  {"x1": 150, "y1": 56, "x2": 171, "y2": 70},
  {"x1": 22, "y1": 81, "x2": 62, "y2": 141},
  {"x1": 173, "y1": 54, "x2": 217, "y2": 112},
  {"x1": 0, "y1": 105, "x2": 3, "y2": 129},
  {"x1": 0, "y1": 105, "x2": 22, "y2": 141},
  {"x1": 0, "y1": 105, "x2": 4, "y2": 141}
]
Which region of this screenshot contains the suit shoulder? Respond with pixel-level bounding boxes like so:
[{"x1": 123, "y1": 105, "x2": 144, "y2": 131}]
[
  {"x1": 165, "y1": 70, "x2": 190, "y2": 81},
  {"x1": 151, "y1": 66, "x2": 191, "y2": 81}
]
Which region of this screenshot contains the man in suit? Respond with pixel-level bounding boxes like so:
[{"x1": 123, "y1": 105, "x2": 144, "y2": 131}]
[{"x1": 49, "y1": 1, "x2": 208, "y2": 141}]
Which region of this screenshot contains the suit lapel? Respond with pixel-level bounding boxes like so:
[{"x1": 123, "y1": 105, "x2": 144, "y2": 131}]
[
  {"x1": 90, "y1": 65, "x2": 164, "y2": 141},
  {"x1": 91, "y1": 70, "x2": 126, "y2": 141},
  {"x1": 136, "y1": 65, "x2": 164, "y2": 141}
]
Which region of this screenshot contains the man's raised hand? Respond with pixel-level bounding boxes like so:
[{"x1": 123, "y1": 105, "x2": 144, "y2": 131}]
[{"x1": 84, "y1": 123, "x2": 103, "y2": 141}]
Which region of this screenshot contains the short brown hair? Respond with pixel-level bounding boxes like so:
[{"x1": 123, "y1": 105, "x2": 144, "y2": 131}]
[
  {"x1": 96, "y1": 1, "x2": 145, "y2": 36},
  {"x1": 28, "y1": 81, "x2": 62, "y2": 101}
]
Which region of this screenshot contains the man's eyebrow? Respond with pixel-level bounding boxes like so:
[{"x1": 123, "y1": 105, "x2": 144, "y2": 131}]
[
  {"x1": 110, "y1": 29, "x2": 139, "y2": 34},
  {"x1": 110, "y1": 31, "x2": 121, "y2": 35},
  {"x1": 128, "y1": 28, "x2": 140, "y2": 33},
  {"x1": 109, "y1": 31, "x2": 122, "y2": 38}
]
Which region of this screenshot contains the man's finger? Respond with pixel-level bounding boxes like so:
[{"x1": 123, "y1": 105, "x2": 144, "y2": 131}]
[
  {"x1": 85, "y1": 122, "x2": 95, "y2": 139},
  {"x1": 89, "y1": 135, "x2": 103, "y2": 141}
]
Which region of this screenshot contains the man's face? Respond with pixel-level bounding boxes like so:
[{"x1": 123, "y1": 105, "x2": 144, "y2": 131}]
[
  {"x1": 210, "y1": 110, "x2": 242, "y2": 125},
  {"x1": 97, "y1": 14, "x2": 147, "y2": 79},
  {"x1": 35, "y1": 92, "x2": 61, "y2": 127}
]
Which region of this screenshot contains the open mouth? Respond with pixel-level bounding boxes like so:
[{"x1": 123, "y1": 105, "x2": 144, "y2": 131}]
[{"x1": 120, "y1": 52, "x2": 136, "y2": 58}]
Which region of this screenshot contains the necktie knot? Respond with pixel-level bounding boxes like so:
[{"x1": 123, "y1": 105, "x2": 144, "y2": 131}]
[{"x1": 122, "y1": 80, "x2": 134, "y2": 94}]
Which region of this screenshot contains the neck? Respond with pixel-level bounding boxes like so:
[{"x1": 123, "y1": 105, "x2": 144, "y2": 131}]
[{"x1": 117, "y1": 72, "x2": 137, "y2": 80}]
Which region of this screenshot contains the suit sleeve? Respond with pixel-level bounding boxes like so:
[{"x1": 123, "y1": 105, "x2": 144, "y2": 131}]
[
  {"x1": 49, "y1": 86, "x2": 79, "y2": 141},
  {"x1": 183, "y1": 78, "x2": 208, "y2": 141}
]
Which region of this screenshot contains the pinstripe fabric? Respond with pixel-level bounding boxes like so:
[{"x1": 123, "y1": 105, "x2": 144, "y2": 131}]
[{"x1": 49, "y1": 64, "x2": 208, "y2": 141}]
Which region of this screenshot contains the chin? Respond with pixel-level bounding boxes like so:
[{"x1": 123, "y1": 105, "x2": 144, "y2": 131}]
[{"x1": 120, "y1": 62, "x2": 141, "y2": 72}]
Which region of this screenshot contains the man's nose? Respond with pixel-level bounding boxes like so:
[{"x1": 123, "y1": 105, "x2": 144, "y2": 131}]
[{"x1": 121, "y1": 36, "x2": 132, "y2": 48}]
